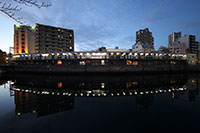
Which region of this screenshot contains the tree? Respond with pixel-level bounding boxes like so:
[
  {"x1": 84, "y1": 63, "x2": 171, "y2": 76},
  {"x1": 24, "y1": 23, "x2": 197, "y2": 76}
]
[{"x1": 0, "y1": 0, "x2": 51, "y2": 24}]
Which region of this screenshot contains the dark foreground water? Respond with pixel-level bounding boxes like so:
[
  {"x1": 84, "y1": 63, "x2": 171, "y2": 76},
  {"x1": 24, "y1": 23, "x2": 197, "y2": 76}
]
[{"x1": 0, "y1": 73, "x2": 200, "y2": 133}]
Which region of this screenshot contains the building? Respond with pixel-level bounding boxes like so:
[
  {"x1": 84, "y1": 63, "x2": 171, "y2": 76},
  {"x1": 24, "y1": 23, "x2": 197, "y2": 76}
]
[
  {"x1": 132, "y1": 42, "x2": 154, "y2": 53},
  {"x1": 106, "y1": 46, "x2": 128, "y2": 52},
  {"x1": 96, "y1": 47, "x2": 107, "y2": 51},
  {"x1": 35, "y1": 23, "x2": 74, "y2": 53},
  {"x1": 14, "y1": 25, "x2": 36, "y2": 54},
  {"x1": 158, "y1": 46, "x2": 169, "y2": 53},
  {"x1": 0, "y1": 49, "x2": 6, "y2": 64},
  {"x1": 136, "y1": 28, "x2": 154, "y2": 48},
  {"x1": 198, "y1": 42, "x2": 200, "y2": 59},
  {"x1": 178, "y1": 35, "x2": 198, "y2": 54},
  {"x1": 168, "y1": 32, "x2": 181, "y2": 48},
  {"x1": 169, "y1": 41, "x2": 186, "y2": 54},
  {"x1": 168, "y1": 32, "x2": 198, "y2": 54}
]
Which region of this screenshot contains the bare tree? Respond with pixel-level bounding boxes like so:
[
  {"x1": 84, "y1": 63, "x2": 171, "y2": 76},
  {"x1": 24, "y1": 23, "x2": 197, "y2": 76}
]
[{"x1": 0, "y1": 0, "x2": 51, "y2": 24}]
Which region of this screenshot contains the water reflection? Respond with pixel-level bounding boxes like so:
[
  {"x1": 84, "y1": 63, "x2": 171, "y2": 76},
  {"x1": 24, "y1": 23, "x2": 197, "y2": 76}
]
[{"x1": 0, "y1": 74, "x2": 198, "y2": 117}]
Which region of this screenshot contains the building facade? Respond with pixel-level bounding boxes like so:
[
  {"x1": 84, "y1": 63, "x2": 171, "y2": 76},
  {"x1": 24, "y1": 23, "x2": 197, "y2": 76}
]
[
  {"x1": 168, "y1": 32, "x2": 181, "y2": 48},
  {"x1": 107, "y1": 47, "x2": 128, "y2": 52},
  {"x1": 168, "y1": 32, "x2": 198, "y2": 54},
  {"x1": 132, "y1": 42, "x2": 154, "y2": 53},
  {"x1": 35, "y1": 24, "x2": 74, "y2": 53},
  {"x1": 169, "y1": 41, "x2": 186, "y2": 54},
  {"x1": 136, "y1": 28, "x2": 154, "y2": 48},
  {"x1": 179, "y1": 35, "x2": 198, "y2": 54},
  {"x1": 158, "y1": 46, "x2": 169, "y2": 53},
  {"x1": 14, "y1": 25, "x2": 36, "y2": 54}
]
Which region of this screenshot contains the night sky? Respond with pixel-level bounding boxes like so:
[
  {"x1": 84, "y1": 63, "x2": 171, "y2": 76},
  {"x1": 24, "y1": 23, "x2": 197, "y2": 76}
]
[{"x1": 0, "y1": 0, "x2": 200, "y2": 52}]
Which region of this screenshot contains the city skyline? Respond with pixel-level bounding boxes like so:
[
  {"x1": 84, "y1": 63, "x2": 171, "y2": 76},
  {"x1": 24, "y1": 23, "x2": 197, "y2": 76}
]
[{"x1": 0, "y1": 0, "x2": 200, "y2": 53}]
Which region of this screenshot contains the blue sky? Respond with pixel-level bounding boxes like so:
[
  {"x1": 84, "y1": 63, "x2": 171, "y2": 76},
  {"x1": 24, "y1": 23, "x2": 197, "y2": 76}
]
[{"x1": 0, "y1": 0, "x2": 200, "y2": 52}]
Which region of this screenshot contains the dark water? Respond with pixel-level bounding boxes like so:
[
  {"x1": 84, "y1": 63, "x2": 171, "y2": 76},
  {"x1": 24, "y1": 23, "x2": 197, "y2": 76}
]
[{"x1": 0, "y1": 73, "x2": 200, "y2": 133}]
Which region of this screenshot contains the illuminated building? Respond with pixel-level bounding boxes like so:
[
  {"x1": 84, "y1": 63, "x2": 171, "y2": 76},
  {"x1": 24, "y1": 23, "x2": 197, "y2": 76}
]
[
  {"x1": 14, "y1": 25, "x2": 36, "y2": 54},
  {"x1": 35, "y1": 23, "x2": 74, "y2": 53}
]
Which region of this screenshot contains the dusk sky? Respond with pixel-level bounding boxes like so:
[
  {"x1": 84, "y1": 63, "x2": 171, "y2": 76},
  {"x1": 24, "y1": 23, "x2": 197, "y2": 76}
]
[{"x1": 0, "y1": 0, "x2": 200, "y2": 52}]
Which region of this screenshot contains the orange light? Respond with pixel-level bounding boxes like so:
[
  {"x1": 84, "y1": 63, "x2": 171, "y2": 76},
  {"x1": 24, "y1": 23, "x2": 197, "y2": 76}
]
[
  {"x1": 57, "y1": 82, "x2": 62, "y2": 88},
  {"x1": 126, "y1": 82, "x2": 132, "y2": 88},
  {"x1": 126, "y1": 60, "x2": 132, "y2": 65},
  {"x1": 57, "y1": 60, "x2": 62, "y2": 65}
]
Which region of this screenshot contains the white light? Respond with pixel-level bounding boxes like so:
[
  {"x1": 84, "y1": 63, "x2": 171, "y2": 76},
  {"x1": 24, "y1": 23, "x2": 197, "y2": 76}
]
[{"x1": 179, "y1": 88, "x2": 184, "y2": 91}]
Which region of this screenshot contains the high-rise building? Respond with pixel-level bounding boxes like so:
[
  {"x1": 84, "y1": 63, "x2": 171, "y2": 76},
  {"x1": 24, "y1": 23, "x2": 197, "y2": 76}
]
[
  {"x1": 35, "y1": 23, "x2": 74, "y2": 53},
  {"x1": 168, "y1": 32, "x2": 181, "y2": 48},
  {"x1": 14, "y1": 25, "x2": 36, "y2": 54},
  {"x1": 136, "y1": 28, "x2": 154, "y2": 48}
]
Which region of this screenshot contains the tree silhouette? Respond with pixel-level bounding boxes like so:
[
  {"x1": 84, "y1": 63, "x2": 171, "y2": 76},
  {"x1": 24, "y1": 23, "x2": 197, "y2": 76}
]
[{"x1": 0, "y1": 0, "x2": 51, "y2": 24}]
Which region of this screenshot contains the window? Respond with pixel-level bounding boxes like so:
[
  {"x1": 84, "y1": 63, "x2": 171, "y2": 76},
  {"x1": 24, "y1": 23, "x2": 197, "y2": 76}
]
[
  {"x1": 57, "y1": 60, "x2": 62, "y2": 65},
  {"x1": 57, "y1": 82, "x2": 62, "y2": 88},
  {"x1": 126, "y1": 60, "x2": 132, "y2": 65},
  {"x1": 170, "y1": 61, "x2": 176, "y2": 65},
  {"x1": 126, "y1": 60, "x2": 138, "y2": 66},
  {"x1": 80, "y1": 61, "x2": 85, "y2": 65},
  {"x1": 101, "y1": 60, "x2": 105, "y2": 65},
  {"x1": 132, "y1": 61, "x2": 139, "y2": 66}
]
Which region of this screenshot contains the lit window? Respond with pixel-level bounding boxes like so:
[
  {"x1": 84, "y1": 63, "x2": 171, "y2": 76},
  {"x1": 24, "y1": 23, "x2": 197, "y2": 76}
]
[
  {"x1": 126, "y1": 60, "x2": 138, "y2": 66},
  {"x1": 58, "y1": 29, "x2": 61, "y2": 31},
  {"x1": 101, "y1": 60, "x2": 105, "y2": 65},
  {"x1": 57, "y1": 82, "x2": 62, "y2": 88},
  {"x1": 126, "y1": 82, "x2": 132, "y2": 88},
  {"x1": 126, "y1": 60, "x2": 132, "y2": 65},
  {"x1": 170, "y1": 61, "x2": 176, "y2": 65},
  {"x1": 80, "y1": 61, "x2": 85, "y2": 65},
  {"x1": 132, "y1": 82, "x2": 138, "y2": 85},
  {"x1": 132, "y1": 61, "x2": 138, "y2": 66},
  {"x1": 101, "y1": 83, "x2": 105, "y2": 88},
  {"x1": 57, "y1": 60, "x2": 62, "y2": 65}
]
